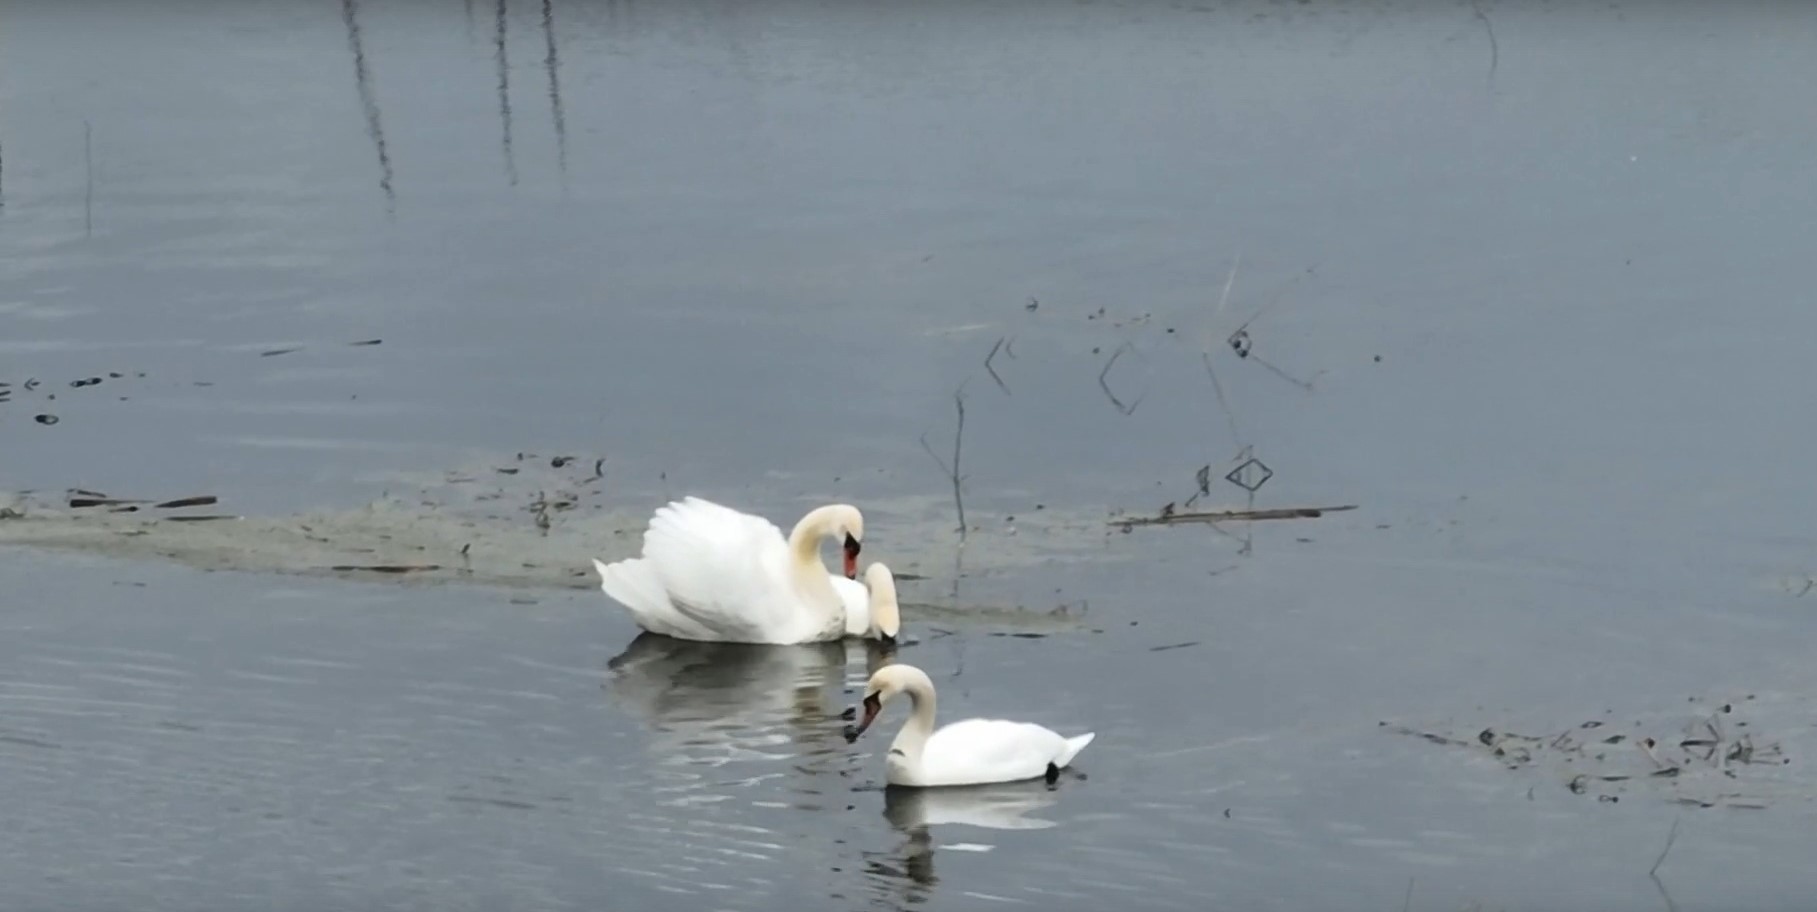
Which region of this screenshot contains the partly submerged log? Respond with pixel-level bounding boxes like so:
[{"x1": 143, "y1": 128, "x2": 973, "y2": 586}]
[{"x1": 1112, "y1": 504, "x2": 1357, "y2": 528}]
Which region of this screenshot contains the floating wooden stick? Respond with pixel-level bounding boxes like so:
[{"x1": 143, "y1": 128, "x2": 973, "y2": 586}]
[
  {"x1": 1112, "y1": 504, "x2": 1356, "y2": 528},
  {"x1": 155, "y1": 495, "x2": 218, "y2": 509},
  {"x1": 69, "y1": 496, "x2": 146, "y2": 508}
]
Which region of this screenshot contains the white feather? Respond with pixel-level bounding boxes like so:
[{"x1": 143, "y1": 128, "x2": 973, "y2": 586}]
[
  {"x1": 857, "y1": 664, "x2": 1096, "y2": 788},
  {"x1": 592, "y1": 496, "x2": 857, "y2": 644}
]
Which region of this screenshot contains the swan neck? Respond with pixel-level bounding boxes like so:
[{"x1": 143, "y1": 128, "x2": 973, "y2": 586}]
[
  {"x1": 891, "y1": 680, "x2": 937, "y2": 761},
  {"x1": 787, "y1": 506, "x2": 837, "y2": 566},
  {"x1": 786, "y1": 507, "x2": 841, "y2": 623}
]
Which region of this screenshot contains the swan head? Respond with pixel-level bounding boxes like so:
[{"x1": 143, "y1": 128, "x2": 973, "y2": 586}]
[
  {"x1": 789, "y1": 503, "x2": 865, "y2": 578},
  {"x1": 863, "y1": 562, "x2": 901, "y2": 644},
  {"x1": 842, "y1": 533, "x2": 862, "y2": 580},
  {"x1": 822, "y1": 504, "x2": 864, "y2": 579},
  {"x1": 845, "y1": 663, "x2": 932, "y2": 741}
]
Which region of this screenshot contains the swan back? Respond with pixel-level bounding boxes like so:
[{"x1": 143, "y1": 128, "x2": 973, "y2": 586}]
[
  {"x1": 915, "y1": 719, "x2": 1083, "y2": 787},
  {"x1": 833, "y1": 562, "x2": 902, "y2": 640},
  {"x1": 863, "y1": 562, "x2": 901, "y2": 641}
]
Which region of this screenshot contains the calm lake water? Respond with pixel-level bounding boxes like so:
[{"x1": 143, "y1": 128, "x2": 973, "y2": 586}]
[{"x1": 4, "y1": 1, "x2": 1817, "y2": 909}]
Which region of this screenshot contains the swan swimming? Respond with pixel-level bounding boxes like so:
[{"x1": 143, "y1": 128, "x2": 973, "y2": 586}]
[
  {"x1": 845, "y1": 663, "x2": 1096, "y2": 787},
  {"x1": 591, "y1": 496, "x2": 867, "y2": 645}
]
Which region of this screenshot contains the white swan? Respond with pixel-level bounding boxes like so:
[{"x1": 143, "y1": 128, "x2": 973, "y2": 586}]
[
  {"x1": 592, "y1": 496, "x2": 864, "y2": 645},
  {"x1": 845, "y1": 664, "x2": 1096, "y2": 787},
  {"x1": 831, "y1": 561, "x2": 902, "y2": 643}
]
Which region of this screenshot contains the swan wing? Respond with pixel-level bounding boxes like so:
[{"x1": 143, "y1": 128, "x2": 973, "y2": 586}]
[
  {"x1": 637, "y1": 496, "x2": 804, "y2": 643},
  {"x1": 917, "y1": 718, "x2": 1079, "y2": 786}
]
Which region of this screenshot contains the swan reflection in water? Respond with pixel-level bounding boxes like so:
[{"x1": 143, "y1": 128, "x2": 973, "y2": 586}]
[
  {"x1": 604, "y1": 632, "x2": 896, "y2": 770},
  {"x1": 864, "y1": 781, "x2": 1066, "y2": 904},
  {"x1": 884, "y1": 782, "x2": 1063, "y2": 832}
]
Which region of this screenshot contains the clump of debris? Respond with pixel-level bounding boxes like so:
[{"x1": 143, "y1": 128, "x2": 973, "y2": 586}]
[{"x1": 1382, "y1": 695, "x2": 1792, "y2": 810}]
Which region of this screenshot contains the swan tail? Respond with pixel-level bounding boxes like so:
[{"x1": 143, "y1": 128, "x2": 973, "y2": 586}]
[
  {"x1": 1055, "y1": 732, "x2": 1097, "y2": 768},
  {"x1": 594, "y1": 557, "x2": 694, "y2": 636}
]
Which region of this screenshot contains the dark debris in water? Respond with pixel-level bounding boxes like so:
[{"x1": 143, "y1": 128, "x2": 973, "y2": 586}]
[
  {"x1": 3, "y1": 370, "x2": 157, "y2": 424},
  {"x1": 69, "y1": 495, "x2": 141, "y2": 508},
  {"x1": 261, "y1": 340, "x2": 382, "y2": 357},
  {"x1": 154, "y1": 495, "x2": 218, "y2": 509},
  {"x1": 1382, "y1": 698, "x2": 1791, "y2": 809},
  {"x1": 68, "y1": 491, "x2": 220, "y2": 511}
]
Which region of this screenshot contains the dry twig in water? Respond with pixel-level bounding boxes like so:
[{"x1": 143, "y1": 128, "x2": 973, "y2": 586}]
[
  {"x1": 1198, "y1": 257, "x2": 1246, "y2": 446},
  {"x1": 84, "y1": 120, "x2": 93, "y2": 238},
  {"x1": 1472, "y1": 0, "x2": 1499, "y2": 90},
  {"x1": 1098, "y1": 343, "x2": 1142, "y2": 415},
  {"x1": 984, "y1": 336, "x2": 1012, "y2": 395},
  {"x1": 919, "y1": 388, "x2": 968, "y2": 541},
  {"x1": 1650, "y1": 817, "x2": 1682, "y2": 912},
  {"x1": 1650, "y1": 818, "x2": 1680, "y2": 879}
]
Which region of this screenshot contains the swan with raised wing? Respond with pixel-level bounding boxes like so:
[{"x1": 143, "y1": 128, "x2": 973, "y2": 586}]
[
  {"x1": 845, "y1": 663, "x2": 1096, "y2": 787},
  {"x1": 592, "y1": 496, "x2": 865, "y2": 645},
  {"x1": 832, "y1": 561, "x2": 902, "y2": 644}
]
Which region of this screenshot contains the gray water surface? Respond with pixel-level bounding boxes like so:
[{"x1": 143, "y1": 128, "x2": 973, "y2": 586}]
[{"x1": 4, "y1": 1, "x2": 1817, "y2": 909}]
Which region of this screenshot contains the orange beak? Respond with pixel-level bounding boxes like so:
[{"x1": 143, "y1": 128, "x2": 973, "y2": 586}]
[{"x1": 844, "y1": 692, "x2": 882, "y2": 742}]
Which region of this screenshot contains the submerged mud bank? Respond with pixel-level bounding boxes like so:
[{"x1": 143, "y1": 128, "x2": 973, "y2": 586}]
[{"x1": 0, "y1": 455, "x2": 1133, "y2": 632}]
